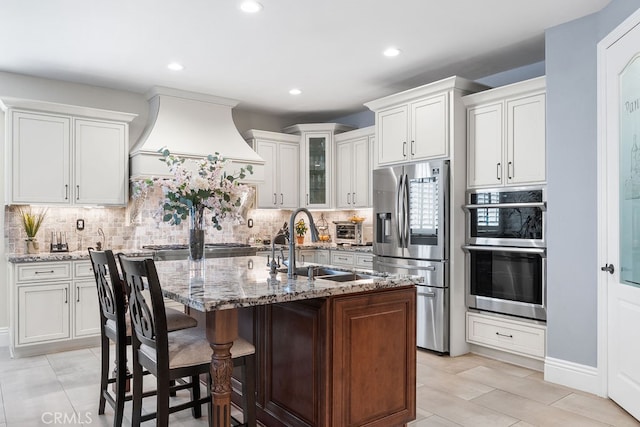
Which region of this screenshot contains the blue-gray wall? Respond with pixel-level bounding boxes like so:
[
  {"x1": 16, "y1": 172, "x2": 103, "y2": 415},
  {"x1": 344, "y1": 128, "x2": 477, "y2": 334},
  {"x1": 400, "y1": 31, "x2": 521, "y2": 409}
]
[{"x1": 546, "y1": 0, "x2": 640, "y2": 367}]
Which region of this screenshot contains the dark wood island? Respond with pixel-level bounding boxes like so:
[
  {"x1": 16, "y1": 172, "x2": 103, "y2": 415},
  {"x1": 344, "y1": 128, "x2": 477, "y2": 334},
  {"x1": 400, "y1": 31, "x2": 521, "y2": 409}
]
[{"x1": 155, "y1": 256, "x2": 417, "y2": 427}]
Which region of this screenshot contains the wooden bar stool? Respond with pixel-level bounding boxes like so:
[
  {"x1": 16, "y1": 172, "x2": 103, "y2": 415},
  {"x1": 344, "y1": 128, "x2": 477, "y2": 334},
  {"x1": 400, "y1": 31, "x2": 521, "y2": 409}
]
[
  {"x1": 88, "y1": 249, "x2": 198, "y2": 427},
  {"x1": 118, "y1": 254, "x2": 257, "y2": 427}
]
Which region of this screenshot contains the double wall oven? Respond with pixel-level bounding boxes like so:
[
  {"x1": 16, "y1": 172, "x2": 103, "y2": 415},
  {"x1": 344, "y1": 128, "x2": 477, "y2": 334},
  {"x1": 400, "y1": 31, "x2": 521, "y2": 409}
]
[{"x1": 463, "y1": 187, "x2": 547, "y2": 321}]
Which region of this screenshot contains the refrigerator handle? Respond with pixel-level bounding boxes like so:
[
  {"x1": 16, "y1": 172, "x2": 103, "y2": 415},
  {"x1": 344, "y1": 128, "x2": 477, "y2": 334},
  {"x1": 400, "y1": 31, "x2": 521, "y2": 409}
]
[
  {"x1": 396, "y1": 173, "x2": 404, "y2": 248},
  {"x1": 403, "y1": 173, "x2": 410, "y2": 246}
]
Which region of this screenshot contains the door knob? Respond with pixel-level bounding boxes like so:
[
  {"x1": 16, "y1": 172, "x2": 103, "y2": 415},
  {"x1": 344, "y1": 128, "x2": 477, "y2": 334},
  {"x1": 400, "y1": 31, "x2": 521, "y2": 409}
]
[{"x1": 601, "y1": 264, "x2": 615, "y2": 274}]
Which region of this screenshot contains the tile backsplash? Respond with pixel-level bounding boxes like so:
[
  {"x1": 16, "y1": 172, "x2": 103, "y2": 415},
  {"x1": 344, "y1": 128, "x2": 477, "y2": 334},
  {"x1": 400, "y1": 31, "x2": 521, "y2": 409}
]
[{"x1": 5, "y1": 188, "x2": 373, "y2": 254}]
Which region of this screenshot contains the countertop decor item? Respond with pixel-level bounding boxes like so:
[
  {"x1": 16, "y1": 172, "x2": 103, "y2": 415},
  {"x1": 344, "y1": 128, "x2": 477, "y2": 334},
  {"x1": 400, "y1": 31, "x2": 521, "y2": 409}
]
[
  {"x1": 19, "y1": 207, "x2": 47, "y2": 254},
  {"x1": 133, "y1": 148, "x2": 253, "y2": 261},
  {"x1": 295, "y1": 219, "x2": 308, "y2": 244}
]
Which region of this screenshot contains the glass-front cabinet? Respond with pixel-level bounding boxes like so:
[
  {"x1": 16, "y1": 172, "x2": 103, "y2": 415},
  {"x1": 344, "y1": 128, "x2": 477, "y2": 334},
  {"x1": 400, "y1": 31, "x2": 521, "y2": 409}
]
[
  {"x1": 284, "y1": 123, "x2": 354, "y2": 209},
  {"x1": 305, "y1": 132, "x2": 330, "y2": 206}
]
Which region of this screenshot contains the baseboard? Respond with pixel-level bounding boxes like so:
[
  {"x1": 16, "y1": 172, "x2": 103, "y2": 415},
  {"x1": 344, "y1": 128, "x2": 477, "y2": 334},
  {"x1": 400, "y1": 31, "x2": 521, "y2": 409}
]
[
  {"x1": 544, "y1": 356, "x2": 602, "y2": 396},
  {"x1": 0, "y1": 327, "x2": 9, "y2": 347}
]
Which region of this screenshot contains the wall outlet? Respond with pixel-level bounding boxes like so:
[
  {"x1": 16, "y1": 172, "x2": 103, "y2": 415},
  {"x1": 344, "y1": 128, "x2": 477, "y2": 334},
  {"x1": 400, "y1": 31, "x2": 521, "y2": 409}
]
[{"x1": 76, "y1": 219, "x2": 85, "y2": 231}]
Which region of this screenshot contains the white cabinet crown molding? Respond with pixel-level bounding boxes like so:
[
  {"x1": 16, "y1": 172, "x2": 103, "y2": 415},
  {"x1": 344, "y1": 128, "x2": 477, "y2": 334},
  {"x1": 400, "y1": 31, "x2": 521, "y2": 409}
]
[
  {"x1": 333, "y1": 125, "x2": 375, "y2": 143},
  {"x1": 364, "y1": 76, "x2": 488, "y2": 111},
  {"x1": 0, "y1": 97, "x2": 137, "y2": 122},
  {"x1": 283, "y1": 123, "x2": 355, "y2": 135},
  {"x1": 242, "y1": 129, "x2": 300, "y2": 144},
  {"x1": 462, "y1": 76, "x2": 546, "y2": 106}
]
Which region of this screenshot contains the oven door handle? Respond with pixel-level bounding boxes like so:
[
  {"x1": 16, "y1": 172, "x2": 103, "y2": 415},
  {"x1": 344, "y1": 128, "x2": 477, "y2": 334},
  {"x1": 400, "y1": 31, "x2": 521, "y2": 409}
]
[
  {"x1": 376, "y1": 260, "x2": 437, "y2": 271},
  {"x1": 462, "y1": 245, "x2": 546, "y2": 255},
  {"x1": 463, "y1": 202, "x2": 546, "y2": 211}
]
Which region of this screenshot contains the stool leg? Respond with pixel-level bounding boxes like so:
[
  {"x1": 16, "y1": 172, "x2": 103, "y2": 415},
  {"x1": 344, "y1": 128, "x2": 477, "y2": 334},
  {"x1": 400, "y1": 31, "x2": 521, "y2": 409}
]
[
  {"x1": 190, "y1": 374, "x2": 202, "y2": 418},
  {"x1": 114, "y1": 339, "x2": 127, "y2": 427},
  {"x1": 243, "y1": 354, "x2": 256, "y2": 427},
  {"x1": 99, "y1": 336, "x2": 109, "y2": 415},
  {"x1": 131, "y1": 353, "x2": 143, "y2": 427}
]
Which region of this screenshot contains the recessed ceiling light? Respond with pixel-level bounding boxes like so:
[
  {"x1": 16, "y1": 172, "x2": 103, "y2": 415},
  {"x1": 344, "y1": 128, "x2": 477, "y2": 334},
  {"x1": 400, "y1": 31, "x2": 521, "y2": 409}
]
[
  {"x1": 383, "y1": 47, "x2": 401, "y2": 57},
  {"x1": 167, "y1": 62, "x2": 184, "y2": 71},
  {"x1": 240, "y1": 1, "x2": 263, "y2": 13},
  {"x1": 289, "y1": 88, "x2": 302, "y2": 95}
]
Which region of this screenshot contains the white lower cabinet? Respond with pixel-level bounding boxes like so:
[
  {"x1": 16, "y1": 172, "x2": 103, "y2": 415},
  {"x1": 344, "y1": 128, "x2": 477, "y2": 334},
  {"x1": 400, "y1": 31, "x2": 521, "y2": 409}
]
[
  {"x1": 355, "y1": 253, "x2": 374, "y2": 269},
  {"x1": 315, "y1": 249, "x2": 331, "y2": 265},
  {"x1": 18, "y1": 282, "x2": 71, "y2": 345},
  {"x1": 466, "y1": 312, "x2": 546, "y2": 360},
  {"x1": 12, "y1": 260, "x2": 100, "y2": 356},
  {"x1": 331, "y1": 251, "x2": 355, "y2": 267}
]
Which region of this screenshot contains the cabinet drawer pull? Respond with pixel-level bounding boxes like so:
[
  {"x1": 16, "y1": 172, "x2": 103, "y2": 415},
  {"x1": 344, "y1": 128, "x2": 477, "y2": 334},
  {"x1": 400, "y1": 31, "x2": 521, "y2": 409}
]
[
  {"x1": 402, "y1": 141, "x2": 407, "y2": 157},
  {"x1": 64, "y1": 288, "x2": 68, "y2": 304},
  {"x1": 76, "y1": 286, "x2": 80, "y2": 303},
  {"x1": 65, "y1": 184, "x2": 69, "y2": 200},
  {"x1": 353, "y1": 193, "x2": 357, "y2": 204},
  {"x1": 76, "y1": 185, "x2": 80, "y2": 200},
  {"x1": 495, "y1": 332, "x2": 513, "y2": 338},
  {"x1": 496, "y1": 163, "x2": 501, "y2": 181},
  {"x1": 411, "y1": 140, "x2": 415, "y2": 156},
  {"x1": 306, "y1": 194, "x2": 309, "y2": 205},
  {"x1": 34, "y1": 270, "x2": 55, "y2": 274},
  {"x1": 362, "y1": 258, "x2": 372, "y2": 263},
  {"x1": 508, "y1": 161, "x2": 513, "y2": 180},
  {"x1": 273, "y1": 193, "x2": 277, "y2": 205},
  {"x1": 347, "y1": 193, "x2": 351, "y2": 204},
  {"x1": 337, "y1": 256, "x2": 348, "y2": 261},
  {"x1": 280, "y1": 193, "x2": 284, "y2": 205}
]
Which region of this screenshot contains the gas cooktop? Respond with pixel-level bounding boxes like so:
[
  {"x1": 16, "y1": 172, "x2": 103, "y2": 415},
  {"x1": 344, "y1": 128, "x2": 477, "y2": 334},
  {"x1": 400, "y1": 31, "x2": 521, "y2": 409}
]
[{"x1": 141, "y1": 243, "x2": 255, "y2": 260}]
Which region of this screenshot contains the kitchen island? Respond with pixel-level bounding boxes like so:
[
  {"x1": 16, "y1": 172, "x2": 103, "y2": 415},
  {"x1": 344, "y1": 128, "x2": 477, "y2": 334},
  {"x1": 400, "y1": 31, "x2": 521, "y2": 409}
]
[{"x1": 153, "y1": 255, "x2": 417, "y2": 427}]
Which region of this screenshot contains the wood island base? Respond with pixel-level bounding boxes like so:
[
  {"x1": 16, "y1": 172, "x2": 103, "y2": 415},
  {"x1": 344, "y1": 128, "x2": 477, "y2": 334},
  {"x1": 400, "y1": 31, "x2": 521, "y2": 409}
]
[{"x1": 235, "y1": 285, "x2": 416, "y2": 427}]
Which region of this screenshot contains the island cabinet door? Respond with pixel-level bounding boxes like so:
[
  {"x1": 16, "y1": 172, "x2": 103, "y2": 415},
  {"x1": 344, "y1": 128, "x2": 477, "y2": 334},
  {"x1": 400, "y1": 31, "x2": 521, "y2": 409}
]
[
  {"x1": 331, "y1": 286, "x2": 416, "y2": 427},
  {"x1": 253, "y1": 300, "x2": 330, "y2": 427}
]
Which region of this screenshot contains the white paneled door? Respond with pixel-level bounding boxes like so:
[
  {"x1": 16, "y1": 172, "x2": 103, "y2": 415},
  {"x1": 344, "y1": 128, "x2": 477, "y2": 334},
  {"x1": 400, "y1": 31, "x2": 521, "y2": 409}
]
[{"x1": 599, "y1": 7, "x2": 640, "y2": 421}]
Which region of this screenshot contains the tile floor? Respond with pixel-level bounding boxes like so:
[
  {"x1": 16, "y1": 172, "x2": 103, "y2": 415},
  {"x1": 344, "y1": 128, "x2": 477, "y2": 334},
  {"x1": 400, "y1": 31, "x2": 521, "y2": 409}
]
[{"x1": 0, "y1": 346, "x2": 637, "y2": 426}]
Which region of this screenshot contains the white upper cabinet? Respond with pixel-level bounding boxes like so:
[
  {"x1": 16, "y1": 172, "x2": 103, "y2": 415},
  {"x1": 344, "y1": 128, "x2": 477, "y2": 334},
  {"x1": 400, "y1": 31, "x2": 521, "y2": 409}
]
[
  {"x1": 3, "y1": 100, "x2": 136, "y2": 206},
  {"x1": 74, "y1": 119, "x2": 127, "y2": 205},
  {"x1": 284, "y1": 123, "x2": 354, "y2": 209},
  {"x1": 464, "y1": 76, "x2": 546, "y2": 188},
  {"x1": 335, "y1": 126, "x2": 374, "y2": 209},
  {"x1": 366, "y1": 77, "x2": 487, "y2": 167},
  {"x1": 11, "y1": 111, "x2": 71, "y2": 204},
  {"x1": 244, "y1": 130, "x2": 299, "y2": 209}
]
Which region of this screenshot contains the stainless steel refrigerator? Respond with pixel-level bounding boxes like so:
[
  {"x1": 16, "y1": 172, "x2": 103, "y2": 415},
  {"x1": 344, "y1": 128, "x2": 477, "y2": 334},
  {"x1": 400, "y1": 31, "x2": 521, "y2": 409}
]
[{"x1": 373, "y1": 159, "x2": 449, "y2": 353}]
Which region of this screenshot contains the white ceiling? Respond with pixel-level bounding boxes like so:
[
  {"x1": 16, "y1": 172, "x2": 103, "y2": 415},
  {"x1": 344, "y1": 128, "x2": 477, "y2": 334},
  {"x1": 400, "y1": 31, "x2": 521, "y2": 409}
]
[{"x1": 1, "y1": 0, "x2": 610, "y2": 121}]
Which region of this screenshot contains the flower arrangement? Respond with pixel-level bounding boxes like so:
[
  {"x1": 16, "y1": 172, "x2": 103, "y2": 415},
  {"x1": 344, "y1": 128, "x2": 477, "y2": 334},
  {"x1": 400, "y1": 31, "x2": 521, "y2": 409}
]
[
  {"x1": 133, "y1": 148, "x2": 253, "y2": 230},
  {"x1": 19, "y1": 207, "x2": 47, "y2": 240},
  {"x1": 295, "y1": 219, "x2": 308, "y2": 237}
]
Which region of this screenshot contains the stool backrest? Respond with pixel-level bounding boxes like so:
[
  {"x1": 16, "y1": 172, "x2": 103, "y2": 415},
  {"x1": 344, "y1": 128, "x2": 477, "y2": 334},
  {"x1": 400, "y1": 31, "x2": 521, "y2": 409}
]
[
  {"x1": 88, "y1": 248, "x2": 127, "y2": 340},
  {"x1": 118, "y1": 255, "x2": 170, "y2": 366}
]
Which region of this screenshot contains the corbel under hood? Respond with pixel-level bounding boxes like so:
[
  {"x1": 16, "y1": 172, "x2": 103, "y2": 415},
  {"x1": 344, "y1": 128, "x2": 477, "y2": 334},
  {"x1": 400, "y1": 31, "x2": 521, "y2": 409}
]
[{"x1": 130, "y1": 87, "x2": 264, "y2": 182}]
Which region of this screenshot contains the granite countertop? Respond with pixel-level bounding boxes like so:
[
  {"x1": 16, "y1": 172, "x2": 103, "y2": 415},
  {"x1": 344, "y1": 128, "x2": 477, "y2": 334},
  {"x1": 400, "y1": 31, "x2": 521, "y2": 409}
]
[
  {"x1": 7, "y1": 249, "x2": 154, "y2": 263},
  {"x1": 254, "y1": 244, "x2": 373, "y2": 253},
  {"x1": 151, "y1": 255, "x2": 418, "y2": 312}
]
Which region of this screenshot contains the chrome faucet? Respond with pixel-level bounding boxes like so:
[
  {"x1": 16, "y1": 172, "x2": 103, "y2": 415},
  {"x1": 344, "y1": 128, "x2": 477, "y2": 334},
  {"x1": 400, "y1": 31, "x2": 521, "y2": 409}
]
[
  {"x1": 288, "y1": 208, "x2": 319, "y2": 278},
  {"x1": 268, "y1": 232, "x2": 287, "y2": 274}
]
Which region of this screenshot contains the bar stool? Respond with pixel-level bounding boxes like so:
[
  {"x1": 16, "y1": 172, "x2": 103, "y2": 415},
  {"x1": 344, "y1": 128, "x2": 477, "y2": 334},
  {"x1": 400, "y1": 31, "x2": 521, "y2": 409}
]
[
  {"x1": 118, "y1": 254, "x2": 257, "y2": 427},
  {"x1": 88, "y1": 249, "x2": 198, "y2": 427}
]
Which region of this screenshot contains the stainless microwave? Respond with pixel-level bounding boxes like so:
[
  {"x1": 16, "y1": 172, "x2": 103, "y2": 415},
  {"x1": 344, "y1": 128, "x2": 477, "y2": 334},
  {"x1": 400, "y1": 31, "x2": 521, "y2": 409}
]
[{"x1": 463, "y1": 186, "x2": 546, "y2": 248}]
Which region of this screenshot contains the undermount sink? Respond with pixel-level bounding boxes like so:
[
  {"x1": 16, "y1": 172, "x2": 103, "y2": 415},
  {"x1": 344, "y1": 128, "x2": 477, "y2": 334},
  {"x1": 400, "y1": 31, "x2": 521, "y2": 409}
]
[
  {"x1": 317, "y1": 273, "x2": 375, "y2": 282},
  {"x1": 275, "y1": 267, "x2": 374, "y2": 282}
]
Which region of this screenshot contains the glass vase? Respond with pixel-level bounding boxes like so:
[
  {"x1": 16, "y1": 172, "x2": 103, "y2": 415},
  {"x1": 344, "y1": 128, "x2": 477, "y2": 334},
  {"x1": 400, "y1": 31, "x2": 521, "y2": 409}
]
[{"x1": 189, "y1": 205, "x2": 205, "y2": 261}]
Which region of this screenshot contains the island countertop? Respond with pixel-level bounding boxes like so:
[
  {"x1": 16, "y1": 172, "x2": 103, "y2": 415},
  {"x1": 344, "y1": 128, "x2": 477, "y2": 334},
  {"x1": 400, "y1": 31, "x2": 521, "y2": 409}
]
[{"x1": 150, "y1": 255, "x2": 419, "y2": 312}]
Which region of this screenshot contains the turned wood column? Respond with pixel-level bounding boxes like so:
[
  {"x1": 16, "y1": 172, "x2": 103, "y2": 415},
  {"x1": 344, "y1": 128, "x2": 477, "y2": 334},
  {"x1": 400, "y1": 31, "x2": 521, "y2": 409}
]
[{"x1": 206, "y1": 308, "x2": 238, "y2": 427}]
